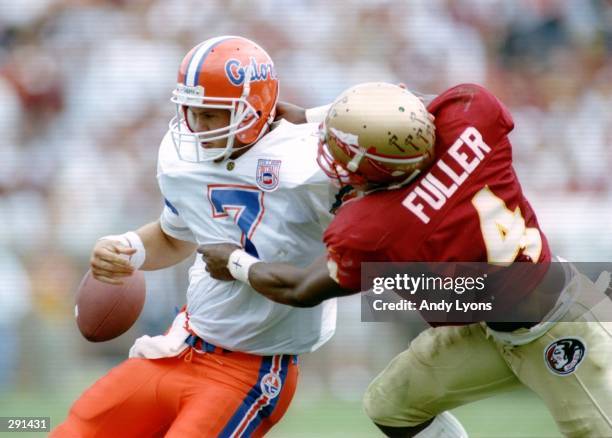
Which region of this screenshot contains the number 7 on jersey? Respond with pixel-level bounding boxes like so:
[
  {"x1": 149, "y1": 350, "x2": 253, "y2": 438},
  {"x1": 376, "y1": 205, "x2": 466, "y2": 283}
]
[{"x1": 207, "y1": 184, "x2": 265, "y2": 257}]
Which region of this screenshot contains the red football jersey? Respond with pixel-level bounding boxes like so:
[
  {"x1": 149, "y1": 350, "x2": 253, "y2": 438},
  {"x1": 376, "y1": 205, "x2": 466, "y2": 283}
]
[{"x1": 324, "y1": 84, "x2": 551, "y2": 308}]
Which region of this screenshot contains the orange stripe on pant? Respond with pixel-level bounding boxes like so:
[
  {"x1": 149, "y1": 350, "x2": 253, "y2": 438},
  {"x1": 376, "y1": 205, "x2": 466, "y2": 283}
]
[{"x1": 50, "y1": 349, "x2": 298, "y2": 438}]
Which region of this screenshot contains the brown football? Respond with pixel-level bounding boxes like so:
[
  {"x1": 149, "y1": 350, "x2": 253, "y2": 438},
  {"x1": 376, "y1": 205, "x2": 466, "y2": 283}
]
[{"x1": 75, "y1": 269, "x2": 146, "y2": 342}]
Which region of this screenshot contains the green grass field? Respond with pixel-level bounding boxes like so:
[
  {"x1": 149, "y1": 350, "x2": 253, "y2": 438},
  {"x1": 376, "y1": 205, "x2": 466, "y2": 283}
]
[
  {"x1": 0, "y1": 371, "x2": 560, "y2": 437},
  {"x1": 272, "y1": 387, "x2": 561, "y2": 437}
]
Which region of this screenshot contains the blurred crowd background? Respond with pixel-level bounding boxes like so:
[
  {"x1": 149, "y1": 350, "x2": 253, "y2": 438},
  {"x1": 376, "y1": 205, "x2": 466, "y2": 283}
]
[{"x1": 0, "y1": 0, "x2": 611, "y2": 434}]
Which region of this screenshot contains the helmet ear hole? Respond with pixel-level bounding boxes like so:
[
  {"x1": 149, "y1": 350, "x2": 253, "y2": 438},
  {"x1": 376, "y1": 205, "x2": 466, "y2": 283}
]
[{"x1": 236, "y1": 108, "x2": 265, "y2": 144}]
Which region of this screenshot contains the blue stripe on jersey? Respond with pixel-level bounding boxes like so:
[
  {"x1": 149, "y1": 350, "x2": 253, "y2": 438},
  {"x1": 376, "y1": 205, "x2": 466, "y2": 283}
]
[
  {"x1": 219, "y1": 356, "x2": 273, "y2": 438},
  {"x1": 241, "y1": 355, "x2": 291, "y2": 436},
  {"x1": 164, "y1": 198, "x2": 179, "y2": 215},
  {"x1": 244, "y1": 239, "x2": 258, "y2": 259}
]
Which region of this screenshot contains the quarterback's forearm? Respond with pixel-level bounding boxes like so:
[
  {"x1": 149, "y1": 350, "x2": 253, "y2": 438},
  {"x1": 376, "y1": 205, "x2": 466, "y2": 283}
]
[
  {"x1": 137, "y1": 221, "x2": 197, "y2": 270},
  {"x1": 248, "y1": 255, "x2": 353, "y2": 307}
]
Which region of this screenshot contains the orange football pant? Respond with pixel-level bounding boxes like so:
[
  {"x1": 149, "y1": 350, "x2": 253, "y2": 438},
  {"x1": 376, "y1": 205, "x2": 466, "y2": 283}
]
[{"x1": 50, "y1": 348, "x2": 298, "y2": 437}]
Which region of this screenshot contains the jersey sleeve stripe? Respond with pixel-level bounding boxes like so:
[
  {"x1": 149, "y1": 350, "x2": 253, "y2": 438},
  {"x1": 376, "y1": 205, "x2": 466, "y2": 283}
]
[{"x1": 164, "y1": 198, "x2": 179, "y2": 215}]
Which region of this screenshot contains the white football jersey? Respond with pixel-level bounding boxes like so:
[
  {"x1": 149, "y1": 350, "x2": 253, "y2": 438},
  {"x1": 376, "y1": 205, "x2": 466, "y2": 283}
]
[{"x1": 157, "y1": 120, "x2": 337, "y2": 355}]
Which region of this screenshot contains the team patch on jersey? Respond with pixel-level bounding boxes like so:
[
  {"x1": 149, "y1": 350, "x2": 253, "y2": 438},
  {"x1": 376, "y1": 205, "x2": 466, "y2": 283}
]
[
  {"x1": 260, "y1": 372, "x2": 282, "y2": 399},
  {"x1": 544, "y1": 337, "x2": 586, "y2": 376},
  {"x1": 256, "y1": 159, "x2": 281, "y2": 191}
]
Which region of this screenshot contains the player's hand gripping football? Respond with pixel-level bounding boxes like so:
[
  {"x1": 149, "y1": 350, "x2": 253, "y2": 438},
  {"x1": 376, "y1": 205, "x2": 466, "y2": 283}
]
[
  {"x1": 198, "y1": 243, "x2": 241, "y2": 281},
  {"x1": 90, "y1": 239, "x2": 135, "y2": 285}
]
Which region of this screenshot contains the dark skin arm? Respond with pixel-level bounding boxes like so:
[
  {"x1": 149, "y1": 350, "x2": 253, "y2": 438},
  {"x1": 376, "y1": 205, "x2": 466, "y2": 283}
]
[
  {"x1": 275, "y1": 93, "x2": 435, "y2": 125},
  {"x1": 275, "y1": 101, "x2": 307, "y2": 124},
  {"x1": 199, "y1": 244, "x2": 355, "y2": 307}
]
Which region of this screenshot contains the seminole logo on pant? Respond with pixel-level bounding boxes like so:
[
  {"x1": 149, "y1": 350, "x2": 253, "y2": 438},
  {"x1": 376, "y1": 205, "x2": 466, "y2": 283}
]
[{"x1": 544, "y1": 338, "x2": 586, "y2": 376}]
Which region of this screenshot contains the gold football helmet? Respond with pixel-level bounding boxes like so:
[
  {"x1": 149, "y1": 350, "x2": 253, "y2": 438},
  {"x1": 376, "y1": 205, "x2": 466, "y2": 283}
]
[{"x1": 317, "y1": 82, "x2": 435, "y2": 188}]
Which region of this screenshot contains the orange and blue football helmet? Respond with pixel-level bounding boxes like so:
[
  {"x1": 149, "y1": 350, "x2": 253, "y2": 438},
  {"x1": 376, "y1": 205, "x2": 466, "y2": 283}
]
[{"x1": 170, "y1": 36, "x2": 279, "y2": 162}]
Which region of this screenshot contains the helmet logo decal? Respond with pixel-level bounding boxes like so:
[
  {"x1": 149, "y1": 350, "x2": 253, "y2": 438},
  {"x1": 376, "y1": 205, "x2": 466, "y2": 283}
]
[
  {"x1": 329, "y1": 127, "x2": 359, "y2": 147},
  {"x1": 260, "y1": 372, "x2": 282, "y2": 399},
  {"x1": 225, "y1": 57, "x2": 277, "y2": 86}
]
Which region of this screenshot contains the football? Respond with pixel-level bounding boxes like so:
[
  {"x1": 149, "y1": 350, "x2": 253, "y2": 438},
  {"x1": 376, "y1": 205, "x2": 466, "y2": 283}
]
[{"x1": 75, "y1": 269, "x2": 146, "y2": 342}]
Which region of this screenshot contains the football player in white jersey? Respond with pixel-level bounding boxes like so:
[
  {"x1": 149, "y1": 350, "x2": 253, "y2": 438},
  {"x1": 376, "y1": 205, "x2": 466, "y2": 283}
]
[{"x1": 51, "y1": 36, "x2": 337, "y2": 438}]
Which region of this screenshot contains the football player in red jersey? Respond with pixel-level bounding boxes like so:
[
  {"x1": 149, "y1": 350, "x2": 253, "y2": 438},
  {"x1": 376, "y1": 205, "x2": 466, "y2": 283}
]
[{"x1": 201, "y1": 82, "x2": 612, "y2": 437}]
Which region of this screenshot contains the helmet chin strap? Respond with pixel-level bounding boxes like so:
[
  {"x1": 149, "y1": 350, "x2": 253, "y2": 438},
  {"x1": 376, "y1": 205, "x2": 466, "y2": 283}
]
[
  {"x1": 346, "y1": 147, "x2": 422, "y2": 192},
  {"x1": 221, "y1": 138, "x2": 254, "y2": 161},
  {"x1": 361, "y1": 169, "x2": 422, "y2": 195},
  {"x1": 221, "y1": 67, "x2": 281, "y2": 162},
  {"x1": 221, "y1": 64, "x2": 254, "y2": 161}
]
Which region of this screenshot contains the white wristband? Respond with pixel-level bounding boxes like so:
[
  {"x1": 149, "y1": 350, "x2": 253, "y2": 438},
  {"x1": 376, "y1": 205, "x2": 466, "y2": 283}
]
[
  {"x1": 99, "y1": 231, "x2": 146, "y2": 270},
  {"x1": 227, "y1": 249, "x2": 260, "y2": 285},
  {"x1": 305, "y1": 104, "x2": 332, "y2": 124}
]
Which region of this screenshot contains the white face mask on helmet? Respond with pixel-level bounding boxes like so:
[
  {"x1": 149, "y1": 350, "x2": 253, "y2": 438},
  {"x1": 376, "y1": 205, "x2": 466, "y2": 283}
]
[{"x1": 168, "y1": 35, "x2": 279, "y2": 163}]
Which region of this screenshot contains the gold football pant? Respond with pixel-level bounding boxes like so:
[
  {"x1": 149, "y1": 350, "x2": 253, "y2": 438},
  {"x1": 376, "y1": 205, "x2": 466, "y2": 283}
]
[{"x1": 363, "y1": 274, "x2": 612, "y2": 437}]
